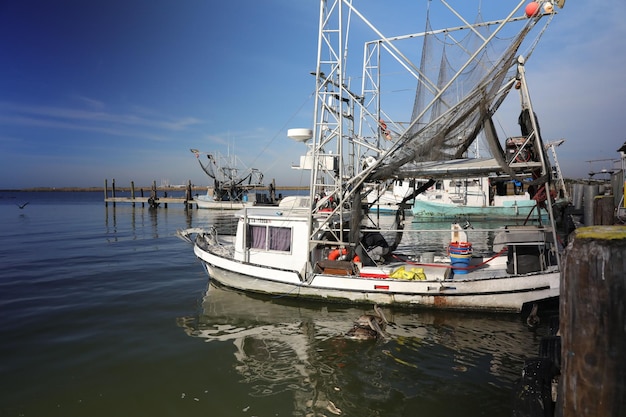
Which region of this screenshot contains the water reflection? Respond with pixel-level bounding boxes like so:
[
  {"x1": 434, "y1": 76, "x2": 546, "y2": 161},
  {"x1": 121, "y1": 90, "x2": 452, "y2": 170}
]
[
  {"x1": 103, "y1": 204, "x2": 238, "y2": 244},
  {"x1": 178, "y1": 284, "x2": 549, "y2": 416},
  {"x1": 188, "y1": 208, "x2": 239, "y2": 235}
]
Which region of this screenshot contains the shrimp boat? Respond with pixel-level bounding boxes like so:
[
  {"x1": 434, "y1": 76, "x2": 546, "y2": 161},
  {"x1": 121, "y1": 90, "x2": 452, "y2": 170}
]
[
  {"x1": 411, "y1": 141, "x2": 568, "y2": 219},
  {"x1": 411, "y1": 176, "x2": 539, "y2": 219},
  {"x1": 190, "y1": 149, "x2": 277, "y2": 210},
  {"x1": 365, "y1": 178, "x2": 417, "y2": 215},
  {"x1": 179, "y1": 0, "x2": 566, "y2": 313}
]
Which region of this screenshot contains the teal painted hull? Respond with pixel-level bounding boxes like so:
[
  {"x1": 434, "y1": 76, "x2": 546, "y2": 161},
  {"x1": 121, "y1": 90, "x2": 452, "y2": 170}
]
[{"x1": 412, "y1": 199, "x2": 542, "y2": 219}]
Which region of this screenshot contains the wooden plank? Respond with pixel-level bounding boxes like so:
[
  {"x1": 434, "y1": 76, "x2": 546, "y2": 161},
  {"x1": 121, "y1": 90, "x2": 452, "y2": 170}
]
[{"x1": 104, "y1": 197, "x2": 193, "y2": 204}]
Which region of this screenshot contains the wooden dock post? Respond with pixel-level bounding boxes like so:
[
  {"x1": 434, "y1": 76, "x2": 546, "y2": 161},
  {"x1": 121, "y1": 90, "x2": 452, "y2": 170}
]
[
  {"x1": 130, "y1": 181, "x2": 135, "y2": 207},
  {"x1": 559, "y1": 226, "x2": 626, "y2": 416},
  {"x1": 111, "y1": 178, "x2": 116, "y2": 207},
  {"x1": 185, "y1": 180, "x2": 193, "y2": 209},
  {"x1": 104, "y1": 179, "x2": 108, "y2": 207},
  {"x1": 593, "y1": 195, "x2": 614, "y2": 225},
  {"x1": 149, "y1": 181, "x2": 156, "y2": 208}
]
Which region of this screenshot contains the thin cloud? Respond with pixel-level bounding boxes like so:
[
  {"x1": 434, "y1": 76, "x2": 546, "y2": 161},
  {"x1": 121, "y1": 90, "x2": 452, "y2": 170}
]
[
  {"x1": 70, "y1": 94, "x2": 105, "y2": 110},
  {"x1": 0, "y1": 101, "x2": 205, "y2": 139}
]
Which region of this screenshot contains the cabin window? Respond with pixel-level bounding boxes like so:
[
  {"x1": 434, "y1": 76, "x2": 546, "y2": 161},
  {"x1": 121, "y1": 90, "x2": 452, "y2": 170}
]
[
  {"x1": 249, "y1": 225, "x2": 267, "y2": 249},
  {"x1": 247, "y1": 225, "x2": 291, "y2": 252},
  {"x1": 269, "y1": 227, "x2": 291, "y2": 251}
]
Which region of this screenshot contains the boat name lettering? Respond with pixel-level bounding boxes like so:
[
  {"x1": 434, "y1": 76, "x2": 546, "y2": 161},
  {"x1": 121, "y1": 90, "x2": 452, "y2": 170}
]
[{"x1": 249, "y1": 218, "x2": 270, "y2": 224}]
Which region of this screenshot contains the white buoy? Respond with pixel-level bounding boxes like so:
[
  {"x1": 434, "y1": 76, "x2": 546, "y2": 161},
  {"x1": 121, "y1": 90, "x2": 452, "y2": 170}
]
[{"x1": 543, "y1": 2, "x2": 554, "y2": 13}]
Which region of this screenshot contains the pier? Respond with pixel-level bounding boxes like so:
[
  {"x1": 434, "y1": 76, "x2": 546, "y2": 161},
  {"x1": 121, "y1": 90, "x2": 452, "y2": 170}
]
[
  {"x1": 103, "y1": 179, "x2": 307, "y2": 208},
  {"x1": 104, "y1": 179, "x2": 195, "y2": 208}
]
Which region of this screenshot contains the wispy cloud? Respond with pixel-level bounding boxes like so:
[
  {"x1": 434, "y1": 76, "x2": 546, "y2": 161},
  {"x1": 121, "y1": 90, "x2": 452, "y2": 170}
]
[
  {"x1": 0, "y1": 101, "x2": 205, "y2": 140},
  {"x1": 70, "y1": 94, "x2": 106, "y2": 110}
]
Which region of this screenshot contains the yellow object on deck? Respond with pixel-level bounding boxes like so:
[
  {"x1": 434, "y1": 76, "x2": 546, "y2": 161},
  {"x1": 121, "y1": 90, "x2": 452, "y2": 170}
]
[{"x1": 390, "y1": 266, "x2": 427, "y2": 280}]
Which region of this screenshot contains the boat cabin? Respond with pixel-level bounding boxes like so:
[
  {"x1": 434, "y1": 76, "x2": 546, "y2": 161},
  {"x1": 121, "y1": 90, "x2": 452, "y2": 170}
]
[{"x1": 493, "y1": 225, "x2": 558, "y2": 274}]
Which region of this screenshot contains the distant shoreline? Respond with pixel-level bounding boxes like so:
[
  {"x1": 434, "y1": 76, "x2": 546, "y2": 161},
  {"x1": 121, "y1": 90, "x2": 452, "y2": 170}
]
[{"x1": 1, "y1": 185, "x2": 309, "y2": 193}]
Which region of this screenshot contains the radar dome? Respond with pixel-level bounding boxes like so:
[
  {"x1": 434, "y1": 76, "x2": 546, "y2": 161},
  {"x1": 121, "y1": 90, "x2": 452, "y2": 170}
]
[{"x1": 287, "y1": 128, "x2": 313, "y2": 142}]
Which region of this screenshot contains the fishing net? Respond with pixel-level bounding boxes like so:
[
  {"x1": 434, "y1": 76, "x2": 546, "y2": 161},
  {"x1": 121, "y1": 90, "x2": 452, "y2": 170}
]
[{"x1": 370, "y1": 4, "x2": 546, "y2": 180}]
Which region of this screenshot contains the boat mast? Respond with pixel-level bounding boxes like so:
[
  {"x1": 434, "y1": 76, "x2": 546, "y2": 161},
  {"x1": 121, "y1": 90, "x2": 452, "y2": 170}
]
[
  {"x1": 306, "y1": 0, "x2": 563, "y2": 249},
  {"x1": 309, "y1": 0, "x2": 355, "y2": 246},
  {"x1": 545, "y1": 139, "x2": 568, "y2": 200},
  {"x1": 516, "y1": 57, "x2": 561, "y2": 267}
]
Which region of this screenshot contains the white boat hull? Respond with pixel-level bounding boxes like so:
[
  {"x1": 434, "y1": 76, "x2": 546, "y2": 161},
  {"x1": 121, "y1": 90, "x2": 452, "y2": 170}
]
[
  {"x1": 194, "y1": 194, "x2": 253, "y2": 210},
  {"x1": 193, "y1": 243, "x2": 559, "y2": 313}
]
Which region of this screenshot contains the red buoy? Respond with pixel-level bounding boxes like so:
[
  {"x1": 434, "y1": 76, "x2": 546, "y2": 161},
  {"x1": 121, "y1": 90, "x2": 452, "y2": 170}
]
[{"x1": 525, "y1": 2, "x2": 540, "y2": 17}]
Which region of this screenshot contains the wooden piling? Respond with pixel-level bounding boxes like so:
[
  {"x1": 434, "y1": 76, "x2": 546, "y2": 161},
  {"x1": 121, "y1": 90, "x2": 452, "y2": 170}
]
[
  {"x1": 150, "y1": 181, "x2": 157, "y2": 208},
  {"x1": 593, "y1": 195, "x2": 614, "y2": 225},
  {"x1": 104, "y1": 179, "x2": 108, "y2": 207},
  {"x1": 130, "y1": 181, "x2": 135, "y2": 207},
  {"x1": 559, "y1": 226, "x2": 626, "y2": 416},
  {"x1": 185, "y1": 180, "x2": 192, "y2": 209},
  {"x1": 112, "y1": 179, "x2": 116, "y2": 207}
]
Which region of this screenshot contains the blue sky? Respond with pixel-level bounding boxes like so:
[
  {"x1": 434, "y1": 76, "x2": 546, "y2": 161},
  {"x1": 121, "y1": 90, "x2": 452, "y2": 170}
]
[{"x1": 1, "y1": 0, "x2": 625, "y2": 189}]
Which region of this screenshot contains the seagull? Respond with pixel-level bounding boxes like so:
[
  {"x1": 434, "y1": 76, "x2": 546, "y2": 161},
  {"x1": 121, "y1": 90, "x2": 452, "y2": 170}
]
[{"x1": 17, "y1": 202, "x2": 30, "y2": 209}]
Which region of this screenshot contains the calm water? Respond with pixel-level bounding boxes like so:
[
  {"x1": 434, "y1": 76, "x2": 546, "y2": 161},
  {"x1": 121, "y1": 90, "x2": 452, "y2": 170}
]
[{"x1": 0, "y1": 191, "x2": 551, "y2": 416}]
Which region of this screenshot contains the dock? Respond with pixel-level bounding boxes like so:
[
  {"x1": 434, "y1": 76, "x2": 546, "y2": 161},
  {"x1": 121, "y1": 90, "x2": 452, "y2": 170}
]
[
  {"x1": 103, "y1": 179, "x2": 308, "y2": 208},
  {"x1": 104, "y1": 179, "x2": 195, "y2": 208}
]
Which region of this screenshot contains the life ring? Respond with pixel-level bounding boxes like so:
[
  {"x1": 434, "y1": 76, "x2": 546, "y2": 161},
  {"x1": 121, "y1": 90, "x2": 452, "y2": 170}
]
[{"x1": 328, "y1": 248, "x2": 348, "y2": 261}]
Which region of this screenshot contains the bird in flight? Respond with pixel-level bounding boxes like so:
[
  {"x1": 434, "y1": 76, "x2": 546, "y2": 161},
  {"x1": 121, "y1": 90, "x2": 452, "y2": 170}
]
[{"x1": 17, "y1": 202, "x2": 30, "y2": 209}]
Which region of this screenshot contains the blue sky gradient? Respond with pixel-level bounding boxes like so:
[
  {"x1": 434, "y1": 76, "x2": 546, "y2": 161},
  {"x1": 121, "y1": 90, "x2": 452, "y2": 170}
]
[{"x1": 1, "y1": 1, "x2": 625, "y2": 188}]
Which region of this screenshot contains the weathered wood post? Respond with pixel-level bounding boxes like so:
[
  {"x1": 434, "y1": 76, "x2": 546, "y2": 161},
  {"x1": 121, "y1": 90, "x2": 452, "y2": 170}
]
[
  {"x1": 558, "y1": 226, "x2": 626, "y2": 416},
  {"x1": 185, "y1": 180, "x2": 193, "y2": 209},
  {"x1": 130, "y1": 181, "x2": 135, "y2": 207},
  {"x1": 140, "y1": 188, "x2": 145, "y2": 208},
  {"x1": 104, "y1": 179, "x2": 108, "y2": 207},
  {"x1": 112, "y1": 178, "x2": 116, "y2": 207},
  {"x1": 593, "y1": 195, "x2": 614, "y2": 225},
  {"x1": 149, "y1": 181, "x2": 158, "y2": 208}
]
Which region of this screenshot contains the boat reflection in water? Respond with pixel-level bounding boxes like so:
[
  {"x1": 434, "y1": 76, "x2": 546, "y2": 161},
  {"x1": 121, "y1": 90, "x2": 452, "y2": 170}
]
[{"x1": 177, "y1": 284, "x2": 552, "y2": 416}]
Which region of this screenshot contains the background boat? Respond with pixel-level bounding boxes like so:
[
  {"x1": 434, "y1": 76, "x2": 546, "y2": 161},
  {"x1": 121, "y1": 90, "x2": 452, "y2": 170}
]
[
  {"x1": 412, "y1": 177, "x2": 540, "y2": 219},
  {"x1": 190, "y1": 149, "x2": 278, "y2": 209}
]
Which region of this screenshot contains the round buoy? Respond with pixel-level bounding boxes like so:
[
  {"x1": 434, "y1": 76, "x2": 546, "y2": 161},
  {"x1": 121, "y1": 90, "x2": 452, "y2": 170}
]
[
  {"x1": 525, "y1": 2, "x2": 540, "y2": 17},
  {"x1": 543, "y1": 2, "x2": 554, "y2": 13}
]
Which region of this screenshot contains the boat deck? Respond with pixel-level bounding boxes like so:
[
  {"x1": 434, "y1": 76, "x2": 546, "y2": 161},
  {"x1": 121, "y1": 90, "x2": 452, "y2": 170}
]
[{"x1": 358, "y1": 255, "x2": 513, "y2": 281}]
